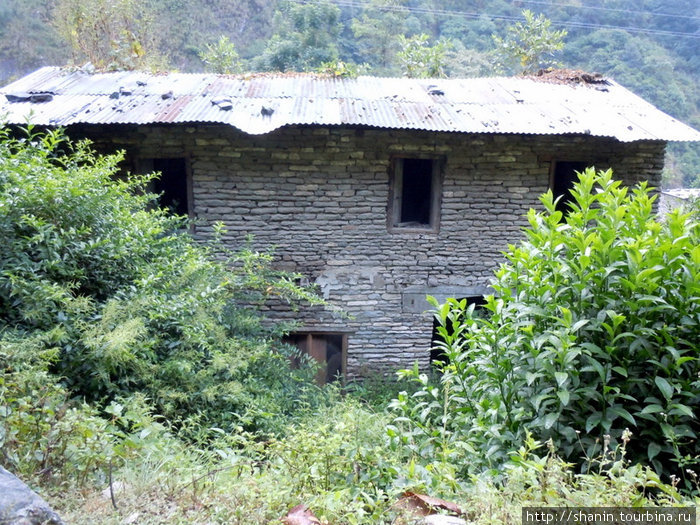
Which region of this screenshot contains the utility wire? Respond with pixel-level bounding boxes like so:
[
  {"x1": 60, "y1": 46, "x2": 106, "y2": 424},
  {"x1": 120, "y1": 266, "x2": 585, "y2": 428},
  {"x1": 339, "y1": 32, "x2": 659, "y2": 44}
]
[
  {"x1": 338, "y1": 0, "x2": 700, "y2": 38},
  {"x1": 309, "y1": 0, "x2": 700, "y2": 40},
  {"x1": 509, "y1": 0, "x2": 700, "y2": 21}
]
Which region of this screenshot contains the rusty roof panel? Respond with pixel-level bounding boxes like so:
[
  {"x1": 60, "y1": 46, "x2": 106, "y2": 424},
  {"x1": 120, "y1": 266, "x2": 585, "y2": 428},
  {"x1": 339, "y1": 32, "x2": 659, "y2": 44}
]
[{"x1": 1, "y1": 67, "x2": 699, "y2": 142}]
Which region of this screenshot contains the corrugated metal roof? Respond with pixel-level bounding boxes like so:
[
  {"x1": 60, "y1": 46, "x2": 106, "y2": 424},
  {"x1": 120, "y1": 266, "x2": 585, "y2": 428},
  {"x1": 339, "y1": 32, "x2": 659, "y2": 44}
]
[
  {"x1": 662, "y1": 188, "x2": 700, "y2": 200},
  {"x1": 1, "y1": 66, "x2": 699, "y2": 142}
]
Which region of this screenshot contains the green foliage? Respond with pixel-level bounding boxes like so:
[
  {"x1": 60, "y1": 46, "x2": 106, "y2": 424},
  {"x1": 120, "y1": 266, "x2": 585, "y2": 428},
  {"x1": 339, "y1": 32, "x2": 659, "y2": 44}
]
[
  {"x1": 443, "y1": 42, "x2": 496, "y2": 78},
  {"x1": 394, "y1": 169, "x2": 700, "y2": 486},
  {"x1": 350, "y1": 0, "x2": 408, "y2": 76},
  {"x1": 259, "y1": 399, "x2": 403, "y2": 523},
  {"x1": 492, "y1": 431, "x2": 688, "y2": 511},
  {"x1": 565, "y1": 29, "x2": 692, "y2": 120},
  {"x1": 0, "y1": 0, "x2": 66, "y2": 82},
  {"x1": 0, "y1": 330, "x2": 174, "y2": 486},
  {"x1": 256, "y1": 0, "x2": 341, "y2": 72},
  {"x1": 0, "y1": 331, "x2": 106, "y2": 482},
  {"x1": 52, "y1": 0, "x2": 167, "y2": 70},
  {"x1": 199, "y1": 35, "x2": 243, "y2": 74},
  {"x1": 0, "y1": 128, "x2": 168, "y2": 320},
  {"x1": 397, "y1": 34, "x2": 451, "y2": 78},
  {"x1": 492, "y1": 10, "x2": 567, "y2": 74},
  {"x1": 440, "y1": 15, "x2": 497, "y2": 53},
  {"x1": 315, "y1": 59, "x2": 365, "y2": 79},
  {"x1": 46, "y1": 396, "x2": 693, "y2": 524},
  {"x1": 345, "y1": 370, "x2": 426, "y2": 409},
  {"x1": 665, "y1": 144, "x2": 700, "y2": 189},
  {"x1": 150, "y1": 0, "x2": 274, "y2": 72},
  {"x1": 3, "y1": 297, "x2": 691, "y2": 522},
  {"x1": 0, "y1": 126, "x2": 325, "y2": 437}
]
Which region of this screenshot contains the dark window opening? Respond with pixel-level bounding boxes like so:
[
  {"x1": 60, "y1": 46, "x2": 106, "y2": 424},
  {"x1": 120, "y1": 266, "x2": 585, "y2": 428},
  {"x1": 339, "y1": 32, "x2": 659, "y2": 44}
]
[
  {"x1": 401, "y1": 158, "x2": 433, "y2": 225},
  {"x1": 551, "y1": 161, "x2": 588, "y2": 215},
  {"x1": 390, "y1": 156, "x2": 442, "y2": 231},
  {"x1": 283, "y1": 333, "x2": 345, "y2": 385},
  {"x1": 139, "y1": 158, "x2": 190, "y2": 216},
  {"x1": 430, "y1": 296, "x2": 487, "y2": 367}
]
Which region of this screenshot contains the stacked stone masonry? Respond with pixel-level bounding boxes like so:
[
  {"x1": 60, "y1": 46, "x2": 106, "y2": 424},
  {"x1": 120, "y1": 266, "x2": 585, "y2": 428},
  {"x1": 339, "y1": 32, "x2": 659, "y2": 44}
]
[{"x1": 72, "y1": 123, "x2": 666, "y2": 377}]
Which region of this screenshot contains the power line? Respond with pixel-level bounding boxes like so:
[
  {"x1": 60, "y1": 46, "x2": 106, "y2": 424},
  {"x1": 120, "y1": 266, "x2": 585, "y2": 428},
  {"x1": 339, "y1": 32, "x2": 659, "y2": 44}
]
[
  {"x1": 311, "y1": 0, "x2": 700, "y2": 40},
  {"x1": 510, "y1": 0, "x2": 700, "y2": 21}
]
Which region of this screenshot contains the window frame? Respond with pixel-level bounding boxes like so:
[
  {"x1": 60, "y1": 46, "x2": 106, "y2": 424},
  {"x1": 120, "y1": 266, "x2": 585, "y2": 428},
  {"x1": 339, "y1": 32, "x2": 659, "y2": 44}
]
[
  {"x1": 387, "y1": 155, "x2": 444, "y2": 233},
  {"x1": 133, "y1": 156, "x2": 194, "y2": 218},
  {"x1": 283, "y1": 331, "x2": 348, "y2": 385}
]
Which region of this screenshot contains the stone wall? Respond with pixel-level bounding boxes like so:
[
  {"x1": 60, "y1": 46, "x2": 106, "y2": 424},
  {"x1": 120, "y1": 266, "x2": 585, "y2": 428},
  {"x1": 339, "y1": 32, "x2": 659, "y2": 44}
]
[{"x1": 72, "y1": 123, "x2": 666, "y2": 376}]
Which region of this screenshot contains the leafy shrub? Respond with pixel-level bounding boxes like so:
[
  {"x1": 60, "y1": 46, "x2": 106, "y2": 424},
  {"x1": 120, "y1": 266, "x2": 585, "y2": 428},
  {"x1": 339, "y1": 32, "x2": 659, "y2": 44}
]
[
  {"x1": 472, "y1": 432, "x2": 689, "y2": 522},
  {"x1": 199, "y1": 35, "x2": 244, "y2": 74},
  {"x1": 397, "y1": 33, "x2": 451, "y2": 78},
  {"x1": 394, "y1": 169, "x2": 700, "y2": 486},
  {"x1": 344, "y1": 370, "x2": 428, "y2": 409},
  {"x1": 260, "y1": 398, "x2": 401, "y2": 523},
  {"x1": 0, "y1": 126, "x2": 324, "y2": 436},
  {"x1": 0, "y1": 330, "x2": 174, "y2": 486}
]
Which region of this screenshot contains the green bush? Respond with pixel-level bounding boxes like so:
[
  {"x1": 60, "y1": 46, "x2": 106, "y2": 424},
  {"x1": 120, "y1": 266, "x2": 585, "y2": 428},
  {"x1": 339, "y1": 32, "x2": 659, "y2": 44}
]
[
  {"x1": 0, "y1": 329, "x2": 177, "y2": 486},
  {"x1": 394, "y1": 169, "x2": 699, "y2": 486},
  {"x1": 0, "y1": 126, "x2": 325, "y2": 437}
]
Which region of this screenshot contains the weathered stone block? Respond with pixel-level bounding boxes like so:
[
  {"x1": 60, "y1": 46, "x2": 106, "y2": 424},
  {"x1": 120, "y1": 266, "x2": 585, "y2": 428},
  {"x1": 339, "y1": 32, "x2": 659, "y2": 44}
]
[{"x1": 0, "y1": 466, "x2": 64, "y2": 525}]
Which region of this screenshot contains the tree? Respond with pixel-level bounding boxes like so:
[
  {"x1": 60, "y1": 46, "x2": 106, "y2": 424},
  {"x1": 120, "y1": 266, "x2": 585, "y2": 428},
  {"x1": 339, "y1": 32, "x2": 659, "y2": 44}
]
[
  {"x1": 256, "y1": 0, "x2": 341, "y2": 72},
  {"x1": 199, "y1": 35, "x2": 244, "y2": 74},
  {"x1": 0, "y1": 0, "x2": 68, "y2": 84},
  {"x1": 395, "y1": 169, "x2": 700, "y2": 487},
  {"x1": 350, "y1": 0, "x2": 408, "y2": 75},
  {"x1": 492, "y1": 9, "x2": 567, "y2": 74},
  {"x1": 443, "y1": 41, "x2": 496, "y2": 78},
  {"x1": 149, "y1": 0, "x2": 276, "y2": 72},
  {"x1": 53, "y1": 0, "x2": 167, "y2": 70},
  {"x1": 397, "y1": 33, "x2": 450, "y2": 78}
]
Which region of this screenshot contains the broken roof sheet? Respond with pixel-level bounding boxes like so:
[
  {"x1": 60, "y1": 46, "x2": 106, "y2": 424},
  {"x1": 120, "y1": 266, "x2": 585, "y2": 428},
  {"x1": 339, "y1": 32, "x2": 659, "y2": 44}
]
[{"x1": 1, "y1": 66, "x2": 699, "y2": 142}]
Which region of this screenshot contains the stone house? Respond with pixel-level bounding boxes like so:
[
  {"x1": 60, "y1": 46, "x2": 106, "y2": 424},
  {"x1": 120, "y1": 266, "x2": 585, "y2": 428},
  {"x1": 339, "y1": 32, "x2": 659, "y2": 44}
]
[
  {"x1": 2, "y1": 67, "x2": 699, "y2": 380},
  {"x1": 659, "y1": 188, "x2": 700, "y2": 216}
]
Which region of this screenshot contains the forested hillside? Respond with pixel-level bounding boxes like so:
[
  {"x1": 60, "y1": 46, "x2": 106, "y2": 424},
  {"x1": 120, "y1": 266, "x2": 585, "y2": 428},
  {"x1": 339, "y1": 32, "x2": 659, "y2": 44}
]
[{"x1": 0, "y1": 0, "x2": 697, "y2": 186}]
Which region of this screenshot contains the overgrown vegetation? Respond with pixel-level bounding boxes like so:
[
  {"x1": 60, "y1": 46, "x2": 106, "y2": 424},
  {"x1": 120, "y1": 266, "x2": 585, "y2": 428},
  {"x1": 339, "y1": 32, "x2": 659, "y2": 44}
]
[
  {"x1": 0, "y1": 126, "x2": 327, "y2": 452},
  {"x1": 52, "y1": 0, "x2": 167, "y2": 71},
  {"x1": 395, "y1": 168, "x2": 699, "y2": 490},
  {"x1": 32, "y1": 399, "x2": 700, "y2": 524},
  {"x1": 1, "y1": 130, "x2": 697, "y2": 522}
]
